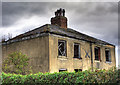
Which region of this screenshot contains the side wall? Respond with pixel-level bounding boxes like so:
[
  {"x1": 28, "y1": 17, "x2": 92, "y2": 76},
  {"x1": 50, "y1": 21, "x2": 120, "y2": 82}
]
[
  {"x1": 49, "y1": 34, "x2": 116, "y2": 73},
  {"x1": 2, "y1": 35, "x2": 49, "y2": 73}
]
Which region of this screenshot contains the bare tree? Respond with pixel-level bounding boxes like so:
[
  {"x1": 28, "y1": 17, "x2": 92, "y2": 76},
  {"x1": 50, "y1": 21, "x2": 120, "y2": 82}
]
[
  {"x1": 1, "y1": 35, "x2": 6, "y2": 42},
  {"x1": 8, "y1": 33, "x2": 12, "y2": 40}
]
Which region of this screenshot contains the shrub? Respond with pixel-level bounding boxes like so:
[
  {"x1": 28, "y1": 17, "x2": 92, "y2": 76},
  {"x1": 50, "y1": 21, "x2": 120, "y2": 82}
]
[{"x1": 2, "y1": 52, "x2": 32, "y2": 75}]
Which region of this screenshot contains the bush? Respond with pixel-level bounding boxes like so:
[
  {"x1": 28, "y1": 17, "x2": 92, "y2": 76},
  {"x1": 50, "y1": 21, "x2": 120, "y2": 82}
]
[
  {"x1": 2, "y1": 52, "x2": 32, "y2": 75},
  {"x1": 1, "y1": 67, "x2": 119, "y2": 84}
]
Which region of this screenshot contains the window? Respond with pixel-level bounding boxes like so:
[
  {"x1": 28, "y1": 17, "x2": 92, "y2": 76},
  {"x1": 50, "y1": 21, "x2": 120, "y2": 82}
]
[
  {"x1": 59, "y1": 69, "x2": 67, "y2": 72},
  {"x1": 58, "y1": 40, "x2": 66, "y2": 56},
  {"x1": 74, "y1": 43, "x2": 81, "y2": 58},
  {"x1": 74, "y1": 69, "x2": 82, "y2": 72},
  {"x1": 94, "y1": 47, "x2": 100, "y2": 61},
  {"x1": 105, "y1": 48, "x2": 111, "y2": 62}
]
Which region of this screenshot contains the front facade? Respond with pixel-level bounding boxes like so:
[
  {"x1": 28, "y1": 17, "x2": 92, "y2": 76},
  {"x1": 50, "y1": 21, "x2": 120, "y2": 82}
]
[
  {"x1": 49, "y1": 33, "x2": 116, "y2": 73},
  {"x1": 2, "y1": 8, "x2": 116, "y2": 73}
]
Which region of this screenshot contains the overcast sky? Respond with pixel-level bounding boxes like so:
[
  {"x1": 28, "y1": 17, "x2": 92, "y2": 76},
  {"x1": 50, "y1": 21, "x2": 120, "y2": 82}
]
[{"x1": 1, "y1": 2, "x2": 119, "y2": 67}]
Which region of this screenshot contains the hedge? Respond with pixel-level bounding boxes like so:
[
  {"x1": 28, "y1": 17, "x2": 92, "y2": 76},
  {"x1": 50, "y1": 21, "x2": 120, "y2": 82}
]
[{"x1": 0, "y1": 68, "x2": 119, "y2": 85}]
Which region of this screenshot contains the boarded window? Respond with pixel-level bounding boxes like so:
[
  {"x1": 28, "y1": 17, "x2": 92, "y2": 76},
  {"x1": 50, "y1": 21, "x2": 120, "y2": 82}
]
[
  {"x1": 94, "y1": 47, "x2": 100, "y2": 60},
  {"x1": 59, "y1": 69, "x2": 67, "y2": 72},
  {"x1": 58, "y1": 40, "x2": 66, "y2": 56},
  {"x1": 74, "y1": 43, "x2": 81, "y2": 58},
  {"x1": 74, "y1": 69, "x2": 82, "y2": 72},
  {"x1": 105, "y1": 48, "x2": 111, "y2": 62}
]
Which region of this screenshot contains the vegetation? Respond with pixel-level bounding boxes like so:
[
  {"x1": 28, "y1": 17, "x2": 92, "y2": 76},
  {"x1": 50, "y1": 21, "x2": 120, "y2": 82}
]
[
  {"x1": 1, "y1": 67, "x2": 119, "y2": 84},
  {"x1": 2, "y1": 52, "x2": 32, "y2": 75}
]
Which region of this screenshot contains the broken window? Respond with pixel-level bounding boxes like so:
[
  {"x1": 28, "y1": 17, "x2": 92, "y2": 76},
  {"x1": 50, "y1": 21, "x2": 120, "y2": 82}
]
[
  {"x1": 105, "y1": 48, "x2": 111, "y2": 62},
  {"x1": 59, "y1": 68, "x2": 67, "y2": 72},
  {"x1": 94, "y1": 47, "x2": 100, "y2": 61},
  {"x1": 74, "y1": 69, "x2": 82, "y2": 72},
  {"x1": 58, "y1": 40, "x2": 66, "y2": 56},
  {"x1": 74, "y1": 43, "x2": 81, "y2": 58}
]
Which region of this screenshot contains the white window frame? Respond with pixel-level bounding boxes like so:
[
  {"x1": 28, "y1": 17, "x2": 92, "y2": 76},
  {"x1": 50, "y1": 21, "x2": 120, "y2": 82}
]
[{"x1": 58, "y1": 40, "x2": 66, "y2": 56}]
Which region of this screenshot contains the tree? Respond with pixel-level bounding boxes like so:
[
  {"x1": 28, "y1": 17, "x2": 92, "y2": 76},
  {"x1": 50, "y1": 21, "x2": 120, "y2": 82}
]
[
  {"x1": 1, "y1": 35, "x2": 6, "y2": 42},
  {"x1": 2, "y1": 52, "x2": 32, "y2": 75}
]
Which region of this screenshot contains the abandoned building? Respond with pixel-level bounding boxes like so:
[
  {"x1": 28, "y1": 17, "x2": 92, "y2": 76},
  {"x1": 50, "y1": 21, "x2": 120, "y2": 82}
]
[{"x1": 2, "y1": 8, "x2": 116, "y2": 73}]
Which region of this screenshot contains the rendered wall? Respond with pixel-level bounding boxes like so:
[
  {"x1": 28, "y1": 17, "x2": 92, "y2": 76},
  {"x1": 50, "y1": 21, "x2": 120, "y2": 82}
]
[
  {"x1": 49, "y1": 34, "x2": 116, "y2": 73},
  {"x1": 49, "y1": 34, "x2": 92, "y2": 73},
  {"x1": 2, "y1": 35, "x2": 49, "y2": 73},
  {"x1": 92, "y1": 44, "x2": 116, "y2": 70},
  {"x1": 2, "y1": 33, "x2": 116, "y2": 73}
]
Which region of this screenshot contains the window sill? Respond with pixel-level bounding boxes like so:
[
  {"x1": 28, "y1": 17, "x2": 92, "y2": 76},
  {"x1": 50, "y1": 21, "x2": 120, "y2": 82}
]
[
  {"x1": 105, "y1": 61, "x2": 112, "y2": 64},
  {"x1": 57, "y1": 56, "x2": 68, "y2": 60},
  {"x1": 94, "y1": 60, "x2": 101, "y2": 62}
]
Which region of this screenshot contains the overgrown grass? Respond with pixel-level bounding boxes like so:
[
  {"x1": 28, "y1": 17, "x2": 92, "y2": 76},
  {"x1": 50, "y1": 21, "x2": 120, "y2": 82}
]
[{"x1": 0, "y1": 67, "x2": 120, "y2": 85}]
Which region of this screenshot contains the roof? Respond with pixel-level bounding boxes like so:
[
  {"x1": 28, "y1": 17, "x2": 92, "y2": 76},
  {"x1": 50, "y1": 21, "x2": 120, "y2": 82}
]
[{"x1": 3, "y1": 24, "x2": 115, "y2": 46}]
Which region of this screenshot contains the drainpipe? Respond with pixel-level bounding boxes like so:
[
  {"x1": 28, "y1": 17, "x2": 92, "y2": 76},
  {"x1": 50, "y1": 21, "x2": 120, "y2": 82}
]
[{"x1": 90, "y1": 42, "x2": 93, "y2": 72}]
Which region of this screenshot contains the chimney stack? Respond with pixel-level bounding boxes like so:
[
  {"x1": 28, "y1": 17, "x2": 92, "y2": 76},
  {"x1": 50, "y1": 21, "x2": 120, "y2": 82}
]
[{"x1": 51, "y1": 8, "x2": 67, "y2": 29}]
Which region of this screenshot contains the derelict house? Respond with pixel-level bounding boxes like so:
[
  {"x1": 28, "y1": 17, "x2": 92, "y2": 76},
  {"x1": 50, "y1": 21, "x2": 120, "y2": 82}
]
[{"x1": 2, "y1": 8, "x2": 116, "y2": 73}]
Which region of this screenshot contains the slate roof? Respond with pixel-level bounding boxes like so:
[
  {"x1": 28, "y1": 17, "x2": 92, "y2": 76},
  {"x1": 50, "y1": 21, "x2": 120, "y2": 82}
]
[{"x1": 3, "y1": 24, "x2": 114, "y2": 46}]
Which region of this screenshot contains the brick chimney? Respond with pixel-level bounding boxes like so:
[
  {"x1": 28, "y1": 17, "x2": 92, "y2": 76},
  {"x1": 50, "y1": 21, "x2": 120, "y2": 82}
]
[{"x1": 51, "y1": 8, "x2": 67, "y2": 29}]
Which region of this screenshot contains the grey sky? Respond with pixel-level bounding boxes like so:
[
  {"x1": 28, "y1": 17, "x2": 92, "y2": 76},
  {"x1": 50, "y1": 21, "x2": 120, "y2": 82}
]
[
  {"x1": 1, "y1": 0, "x2": 119, "y2": 2},
  {"x1": 0, "y1": 2, "x2": 1, "y2": 26},
  {"x1": 1, "y1": 2, "x2": 119, "y2": 67}
]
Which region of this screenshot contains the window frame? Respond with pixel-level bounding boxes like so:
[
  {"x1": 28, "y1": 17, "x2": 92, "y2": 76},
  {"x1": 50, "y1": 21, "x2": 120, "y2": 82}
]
[
  {"x1": 105, "y1": 48, "x2": 111, "y2": 62},
  {"x1": 58, "y1": 40, "x2": 67, "y2": 56},
  {"x1": 73, "y1": 43, "x2": 81, "y2": 59},
  {"x1": 59, "y1": 68, "x2": 67, "y2": 72},
  {"x1": 94, "y1": 46, "x2": 101, "y2": 61}
]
